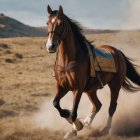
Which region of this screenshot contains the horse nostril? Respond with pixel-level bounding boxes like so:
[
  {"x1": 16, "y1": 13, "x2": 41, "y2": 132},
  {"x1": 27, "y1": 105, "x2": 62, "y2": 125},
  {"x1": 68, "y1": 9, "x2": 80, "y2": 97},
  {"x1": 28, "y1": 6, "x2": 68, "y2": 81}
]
[
  {"x1": 52, "y1": 43, "x2": 55, "y2": 48},
  {"x1": 48, "y1": 47, "x2": 51, "y2": 51}
]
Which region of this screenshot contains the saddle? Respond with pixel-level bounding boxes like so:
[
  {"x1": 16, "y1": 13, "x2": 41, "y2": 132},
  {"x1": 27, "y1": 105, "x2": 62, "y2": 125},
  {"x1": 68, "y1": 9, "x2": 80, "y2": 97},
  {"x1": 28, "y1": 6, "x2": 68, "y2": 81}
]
[
  {"x1": 51, "y1": 42, "x2": 116, "y2": 91},
  {"x1": 85, "y1": 42, "x2": 116, "y2": 90}
]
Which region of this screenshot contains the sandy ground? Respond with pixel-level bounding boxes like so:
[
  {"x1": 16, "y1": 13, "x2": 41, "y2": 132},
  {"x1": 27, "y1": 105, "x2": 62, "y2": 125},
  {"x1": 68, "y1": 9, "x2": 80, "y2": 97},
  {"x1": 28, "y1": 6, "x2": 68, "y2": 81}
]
[{"x1": 0, "y1": 31, "x2": 140, "y2": 139}]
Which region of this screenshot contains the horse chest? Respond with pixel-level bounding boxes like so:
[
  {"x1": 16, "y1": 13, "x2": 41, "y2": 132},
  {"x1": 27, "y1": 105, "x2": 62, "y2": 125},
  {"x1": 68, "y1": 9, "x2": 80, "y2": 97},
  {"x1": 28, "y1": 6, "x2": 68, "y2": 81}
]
[{"x1": 55, "y1": 72, "x2": 77, "y2": 90}]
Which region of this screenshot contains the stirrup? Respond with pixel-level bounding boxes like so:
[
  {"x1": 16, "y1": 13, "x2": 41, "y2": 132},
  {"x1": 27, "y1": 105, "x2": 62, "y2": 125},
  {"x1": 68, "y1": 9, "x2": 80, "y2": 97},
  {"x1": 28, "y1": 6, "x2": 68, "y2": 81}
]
[
  {"x1": 96, "y1": 72, "x2": 103, "y2": 89},
  {"x1": 51, "y1": 70, "x2": 55, "y2": 77}
]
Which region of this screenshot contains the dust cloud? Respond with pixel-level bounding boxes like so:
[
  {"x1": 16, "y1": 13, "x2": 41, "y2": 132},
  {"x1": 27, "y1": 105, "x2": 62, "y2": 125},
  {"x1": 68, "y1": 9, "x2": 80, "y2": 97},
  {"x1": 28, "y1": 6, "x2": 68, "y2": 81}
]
[
  {"x1": 121, "y1": 0, "x2": 140, "y2": 29},
  {"x1": 32, "y1": 85, "x2": 140, "y2": 136}
]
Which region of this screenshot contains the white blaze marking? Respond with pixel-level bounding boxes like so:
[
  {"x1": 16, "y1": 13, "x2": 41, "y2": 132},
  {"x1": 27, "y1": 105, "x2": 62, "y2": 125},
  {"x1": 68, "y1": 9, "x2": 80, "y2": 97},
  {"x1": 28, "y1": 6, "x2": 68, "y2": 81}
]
[
  {"x1": 46, "y1": 38, "x2": 52, "y2": 52},
  {"x1": 51, "y1": 18, "x2": 55, "y2": 23}
]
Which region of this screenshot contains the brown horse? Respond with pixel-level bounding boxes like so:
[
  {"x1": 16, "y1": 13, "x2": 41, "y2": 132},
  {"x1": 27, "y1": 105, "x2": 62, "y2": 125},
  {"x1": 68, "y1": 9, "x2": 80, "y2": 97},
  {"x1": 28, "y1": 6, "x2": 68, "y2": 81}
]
[{"x1": 46, "y1": 5, "x2": 140, "y2": 138}]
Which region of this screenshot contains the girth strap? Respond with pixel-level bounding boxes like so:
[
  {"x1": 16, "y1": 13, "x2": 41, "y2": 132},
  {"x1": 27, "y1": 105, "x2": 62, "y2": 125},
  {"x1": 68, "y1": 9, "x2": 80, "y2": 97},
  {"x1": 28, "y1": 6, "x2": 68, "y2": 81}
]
[{"x1": 84, "y1": 77, "x2": 95, "y2": 92}]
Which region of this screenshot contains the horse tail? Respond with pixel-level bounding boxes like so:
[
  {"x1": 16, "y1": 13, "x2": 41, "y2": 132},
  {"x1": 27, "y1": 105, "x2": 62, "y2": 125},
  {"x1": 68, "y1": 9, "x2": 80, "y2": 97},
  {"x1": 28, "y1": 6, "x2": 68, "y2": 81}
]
[{"x1": 119, "y1": 51, "x2": 140, "y2": 92}]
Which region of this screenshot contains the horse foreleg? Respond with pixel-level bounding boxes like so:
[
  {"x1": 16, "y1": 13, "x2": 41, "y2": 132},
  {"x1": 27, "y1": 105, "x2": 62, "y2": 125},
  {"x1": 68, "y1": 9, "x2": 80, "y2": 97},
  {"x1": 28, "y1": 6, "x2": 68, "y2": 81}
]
[
  {"x1": 84, "y1": 91, "x2": 102, "y2": 127},
  {"x1": 102, "y1": 82, "x2": 120, "y2": 134},
  {"x1": 64, "y1": 90, "x2": 83, "y2": 139},
  {"x1": 53, "y1": 84, "x2": 69, "y2": 118},
  {"x1": 71, "y1": 90, "x2": 83, "y2": 130}
]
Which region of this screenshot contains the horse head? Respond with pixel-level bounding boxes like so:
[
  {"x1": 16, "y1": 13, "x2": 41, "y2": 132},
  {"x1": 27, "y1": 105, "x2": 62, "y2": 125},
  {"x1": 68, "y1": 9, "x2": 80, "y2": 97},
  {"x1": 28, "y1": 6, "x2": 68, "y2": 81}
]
[{"x1": 46, "y1": 5, "x2": 67, "y2": 53}]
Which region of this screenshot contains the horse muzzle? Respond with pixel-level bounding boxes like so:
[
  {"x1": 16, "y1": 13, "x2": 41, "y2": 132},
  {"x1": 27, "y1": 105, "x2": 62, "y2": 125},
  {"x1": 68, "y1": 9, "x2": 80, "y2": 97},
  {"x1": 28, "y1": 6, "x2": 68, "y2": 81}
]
[{"x1": 46, "y1": 42, "x2": 56, "y2": 53}]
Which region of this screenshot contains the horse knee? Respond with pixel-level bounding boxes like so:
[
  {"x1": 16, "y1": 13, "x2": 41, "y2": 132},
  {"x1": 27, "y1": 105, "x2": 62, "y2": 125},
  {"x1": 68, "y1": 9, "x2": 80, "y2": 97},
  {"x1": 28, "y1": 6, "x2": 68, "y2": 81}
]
[{"x1": 109, "y1": 102, "x2": 117, "y2": 117}]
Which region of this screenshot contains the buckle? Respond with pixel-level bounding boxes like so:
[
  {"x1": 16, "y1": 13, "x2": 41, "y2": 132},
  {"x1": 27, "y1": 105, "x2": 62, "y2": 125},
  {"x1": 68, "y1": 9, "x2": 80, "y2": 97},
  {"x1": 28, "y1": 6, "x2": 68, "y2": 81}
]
[
  {"x1": 57, "y1": 39, "x2": 61, "y2": 45},
  {"x1": 51, "y1": 70, "x2": 55, "y2": 77}
]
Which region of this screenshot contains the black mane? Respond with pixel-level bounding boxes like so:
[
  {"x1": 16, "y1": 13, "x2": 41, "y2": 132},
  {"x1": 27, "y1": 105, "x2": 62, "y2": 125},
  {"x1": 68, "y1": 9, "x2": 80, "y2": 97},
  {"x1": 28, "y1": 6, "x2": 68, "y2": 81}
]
[{"x1": 49, "y1": 11, "x2": 94, "y2": 53}]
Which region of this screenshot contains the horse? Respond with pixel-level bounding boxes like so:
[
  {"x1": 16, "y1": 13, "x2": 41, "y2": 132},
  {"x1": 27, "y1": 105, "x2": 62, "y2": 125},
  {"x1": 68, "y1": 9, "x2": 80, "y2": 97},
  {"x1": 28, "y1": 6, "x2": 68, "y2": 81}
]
[{"x1": 45, "y1": 5, "x2": 140, "y2": 139}]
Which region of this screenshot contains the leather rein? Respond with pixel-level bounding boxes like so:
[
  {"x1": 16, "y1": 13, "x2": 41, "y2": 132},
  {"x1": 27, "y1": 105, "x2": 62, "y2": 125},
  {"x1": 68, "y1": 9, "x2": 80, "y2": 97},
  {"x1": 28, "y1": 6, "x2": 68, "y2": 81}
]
[{"x1": 48, "y1": 13, "x2": 88, "y2": 77}]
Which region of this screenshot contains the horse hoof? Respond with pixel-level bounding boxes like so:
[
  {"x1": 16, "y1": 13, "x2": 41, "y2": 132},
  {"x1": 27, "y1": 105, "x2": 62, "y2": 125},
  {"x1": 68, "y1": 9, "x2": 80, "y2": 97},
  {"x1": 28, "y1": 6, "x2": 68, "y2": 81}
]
[
  {"x1": 83, "y1": 116, "x2": 92, "y2": 127},
  {"x1": 84, "y1": 125, "x2": 91, "y2": 129},
  {"x1": 73, "y1": 119, "x2": 83, "y2": 131},
  {"x1": 64, "y1": 128, "x2": 77, "y2": 139},
  {"x1": 101, "y1": 126, "x2": 110, "y2": 135}
]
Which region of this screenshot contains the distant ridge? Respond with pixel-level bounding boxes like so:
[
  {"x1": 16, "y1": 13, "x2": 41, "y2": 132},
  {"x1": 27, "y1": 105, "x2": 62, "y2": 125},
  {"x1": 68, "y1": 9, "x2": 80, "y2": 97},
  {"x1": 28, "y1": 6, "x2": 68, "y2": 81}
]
[
  {"x1": 0, "y1": 13, "x2": 139, "y2": 38},
  {"x1": 83, "y1": 28, "x2": 119, "y2": 34},
  {"x1": 0, "y1": 13, "x2": 47, "y2": 38}
]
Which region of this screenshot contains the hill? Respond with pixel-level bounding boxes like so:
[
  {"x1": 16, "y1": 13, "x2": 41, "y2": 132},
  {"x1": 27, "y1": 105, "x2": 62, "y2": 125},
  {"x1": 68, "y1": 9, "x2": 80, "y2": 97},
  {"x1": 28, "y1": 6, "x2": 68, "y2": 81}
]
[
  {"x1": 0, "y1": 13, "x2": 47, "y2": 38},
  {"x1": 0, "y1": 13, "x2": 140, "y2": 38},
  {"x1": 83, "y1": 28, "x2": 119, "y2": 34}
]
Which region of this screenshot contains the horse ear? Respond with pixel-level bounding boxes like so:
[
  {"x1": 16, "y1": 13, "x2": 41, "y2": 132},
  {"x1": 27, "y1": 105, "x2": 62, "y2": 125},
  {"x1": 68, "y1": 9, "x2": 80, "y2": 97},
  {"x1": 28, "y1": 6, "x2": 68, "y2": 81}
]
[
  {"x1": 47, "y1": 5, "x2": 52, "y2": 14},
  {"x1": 59, "y1": 5, "x2": 63, "y2": 15}
]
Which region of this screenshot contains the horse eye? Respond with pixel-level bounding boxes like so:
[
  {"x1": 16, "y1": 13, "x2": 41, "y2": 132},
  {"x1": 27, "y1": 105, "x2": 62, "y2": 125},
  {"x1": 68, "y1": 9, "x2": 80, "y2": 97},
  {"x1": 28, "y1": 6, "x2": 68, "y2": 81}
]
[{"x1": 47, "y1": 23, "x2": 49, "y2": 25}]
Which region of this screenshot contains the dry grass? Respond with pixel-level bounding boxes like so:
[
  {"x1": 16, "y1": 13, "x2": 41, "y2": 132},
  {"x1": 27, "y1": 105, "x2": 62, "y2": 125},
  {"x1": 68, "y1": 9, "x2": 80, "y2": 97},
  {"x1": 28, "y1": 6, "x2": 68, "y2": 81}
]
[
  {"x1": 0, "y1": 117, "x2": 139, "y2": 140},
  {"x1": 0, "y1": 31, "x2": 140, "y2": 139},
  {"x1": 0, "y1": 117, "x2": 63, "y2": 140},
  {"x1": 0, "y1": 37, "x2": 56, "y2": 117},
  {"x1": 0, "y1": 24, "x2": 5, "y2": 28}
]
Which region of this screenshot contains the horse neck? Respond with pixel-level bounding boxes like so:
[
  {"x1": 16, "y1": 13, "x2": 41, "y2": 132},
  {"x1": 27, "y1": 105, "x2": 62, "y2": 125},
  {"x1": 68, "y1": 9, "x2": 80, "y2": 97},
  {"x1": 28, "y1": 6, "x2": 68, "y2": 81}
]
[{"x1": 57, "y1": 29, "x2": 85, "y2": 66}]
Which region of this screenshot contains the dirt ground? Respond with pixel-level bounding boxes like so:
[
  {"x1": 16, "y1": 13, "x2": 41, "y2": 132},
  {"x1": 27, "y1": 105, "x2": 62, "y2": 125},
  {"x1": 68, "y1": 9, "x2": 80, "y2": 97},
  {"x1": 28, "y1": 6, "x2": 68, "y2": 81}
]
[{"x1": 0, "y1": 31, "x2": 140, "y2": 140}]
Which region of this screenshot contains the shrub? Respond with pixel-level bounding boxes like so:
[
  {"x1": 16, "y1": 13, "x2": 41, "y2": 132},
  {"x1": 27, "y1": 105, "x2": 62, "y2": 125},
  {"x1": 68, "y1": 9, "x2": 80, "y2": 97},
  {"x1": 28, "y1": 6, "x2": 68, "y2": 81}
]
[
  {"x1": 15, "y1": 53, "x2": 23, "y2": 59},
  {"x1": 6, "y1": 50, "x2": 12, "y2": 54},
  {"x1": 0, "y1": 13, "x2": 4, "y2": 16},
  {"x1": 0, "y1": 43, "x2": 8, "y2": 49},
  {"x1": 0, "y1": 99, "x2": 5, "y2": 106},
  {"x1": 5, "y1": 58, "x2": 13, "y2": 63}
]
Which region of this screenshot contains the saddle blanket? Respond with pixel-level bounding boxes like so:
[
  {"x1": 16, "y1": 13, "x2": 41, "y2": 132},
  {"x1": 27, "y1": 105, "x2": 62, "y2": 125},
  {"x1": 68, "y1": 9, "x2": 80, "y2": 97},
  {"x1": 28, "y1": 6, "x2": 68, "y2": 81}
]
[
  {"x1": 86, "y1": 42, "x2": 116, "y2": 77},
  {"x1": 94, "y1": 48, "x2": 116, "y2": 73}
]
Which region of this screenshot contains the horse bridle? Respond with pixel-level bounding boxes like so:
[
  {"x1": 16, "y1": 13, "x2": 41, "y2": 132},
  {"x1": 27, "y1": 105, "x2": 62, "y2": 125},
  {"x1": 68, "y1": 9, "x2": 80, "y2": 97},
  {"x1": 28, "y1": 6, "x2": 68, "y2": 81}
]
[
  {"x1": 48, "y1": 13, "x2": 68, "y2": 77},
  {"x1": 48, "y1": 13, "x2": 67, "y2": 45}
]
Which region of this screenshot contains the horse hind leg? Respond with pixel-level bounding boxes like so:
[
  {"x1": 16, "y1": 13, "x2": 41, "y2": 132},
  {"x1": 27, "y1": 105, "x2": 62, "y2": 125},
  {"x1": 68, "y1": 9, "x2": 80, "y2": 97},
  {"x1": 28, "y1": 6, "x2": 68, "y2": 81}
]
[
  {"x1": 64, "y1": 91, "x2": 101, "y2": 139},
  {"x1": 84, "y1": 91, "x2": 102, "y2": 127},
  {"x1": 102, "y1": 81, "x2": 121, "y2": 134}
]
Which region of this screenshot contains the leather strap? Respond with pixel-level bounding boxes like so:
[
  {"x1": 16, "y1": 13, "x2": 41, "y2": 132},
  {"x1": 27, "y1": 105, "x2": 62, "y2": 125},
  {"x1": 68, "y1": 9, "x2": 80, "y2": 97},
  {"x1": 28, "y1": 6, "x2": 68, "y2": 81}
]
[
  {"x1": 48, "y1": 14, "x2": 67, "y2": 41},
  {"x1": 85, "y1": 41, "x2": 96, "y2": 77},
  {"x1": 55, "y1": 55, "x2": 88, "y2": 72},
  {"x1": 84, "y1": 77, "x2": 95, "y2": 92},
  {"x1": 48, "y1": 30, "x2": 61, "y2": 37}
]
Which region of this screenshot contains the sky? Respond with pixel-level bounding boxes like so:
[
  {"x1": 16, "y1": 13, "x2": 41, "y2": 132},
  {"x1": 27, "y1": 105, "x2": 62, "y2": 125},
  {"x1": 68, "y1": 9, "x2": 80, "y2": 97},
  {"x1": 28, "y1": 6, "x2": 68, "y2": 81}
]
[{"x1": 0, "y1": 0, "x2": 140, "y2": 29}]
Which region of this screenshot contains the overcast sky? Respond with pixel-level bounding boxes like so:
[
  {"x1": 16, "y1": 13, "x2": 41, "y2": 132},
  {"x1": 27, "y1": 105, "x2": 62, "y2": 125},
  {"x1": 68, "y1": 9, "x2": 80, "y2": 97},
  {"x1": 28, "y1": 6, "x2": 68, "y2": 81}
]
[{"x1": 0, "y1": 0, "x2": 140, "y2": 29}]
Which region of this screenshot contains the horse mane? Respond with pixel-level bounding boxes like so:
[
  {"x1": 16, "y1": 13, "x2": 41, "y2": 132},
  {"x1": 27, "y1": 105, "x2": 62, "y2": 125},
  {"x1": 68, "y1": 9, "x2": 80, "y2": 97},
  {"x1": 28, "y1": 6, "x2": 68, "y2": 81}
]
[{"x1": 48, "y1": 11, "x2": 94, "y2": 53}]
